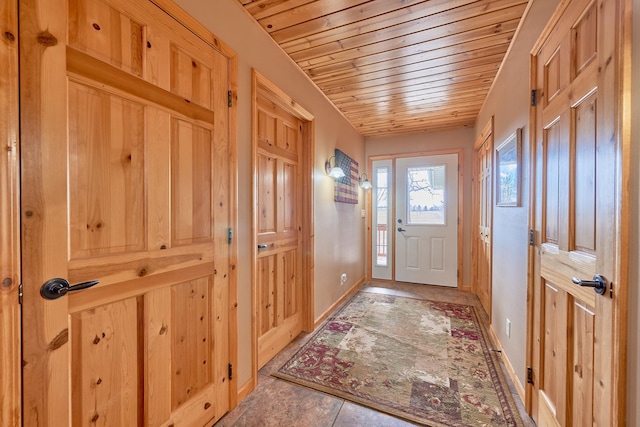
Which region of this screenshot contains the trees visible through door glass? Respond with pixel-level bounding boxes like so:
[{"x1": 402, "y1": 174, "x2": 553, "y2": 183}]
[{"x1": 407, "y1": 165, "x2": 445, "y2": 225}]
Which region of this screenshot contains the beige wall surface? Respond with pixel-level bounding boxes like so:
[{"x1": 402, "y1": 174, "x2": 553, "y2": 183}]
[
  {"x1": 628, "y1": 0, "x2": 639, "y2": 424},
  {"x1": 474, "y1": 0, "x2": 557, "y2": 388},
  {"x1": 173, "y1": 0, "x2": 366, "y2": 388},
  {"x1": 365, "y1": 127, "x2": 475, "y2": 288}
]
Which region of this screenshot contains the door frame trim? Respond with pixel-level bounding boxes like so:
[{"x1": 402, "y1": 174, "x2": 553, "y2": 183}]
[
  {"x1": 250, "y1": 69, "x2": 315, "y2": 389},
  {"x1": 0, "y1": 0, "x2": 21, "y2": 424},
  {"x1": 367, "y1": 149, "x2": 464, "y2": 289}
]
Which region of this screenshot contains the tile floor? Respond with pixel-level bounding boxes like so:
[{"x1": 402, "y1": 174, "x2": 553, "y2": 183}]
[{"x1": 214, "y1": 280, "x2": 536, "y2": 426}]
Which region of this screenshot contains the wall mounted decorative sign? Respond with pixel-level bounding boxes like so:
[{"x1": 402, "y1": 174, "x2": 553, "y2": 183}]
[
  {"x1": 496, "y1": 128, "x2": 522, "y2": 206},
  {"x1": 334, "y1": 149, "x2": 359, "y2": 204}
]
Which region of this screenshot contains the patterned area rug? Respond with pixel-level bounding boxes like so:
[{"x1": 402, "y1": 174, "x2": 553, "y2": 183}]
[{"x1": 274, "y1": 292, "x2": 523, "y2": 426}]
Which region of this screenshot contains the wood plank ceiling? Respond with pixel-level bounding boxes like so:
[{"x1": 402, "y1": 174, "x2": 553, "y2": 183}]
[{"x1": 236, "y1": 0, "x2": 528, "y2": 138}]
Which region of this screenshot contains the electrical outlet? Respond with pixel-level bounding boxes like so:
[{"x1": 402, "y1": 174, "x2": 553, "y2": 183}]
[
  {"x1": 340, "y1": 273, "x2": 347, "y2": 285},
  {"x1": 506, "y1": 319, "x2": 511, "y2": 338}
]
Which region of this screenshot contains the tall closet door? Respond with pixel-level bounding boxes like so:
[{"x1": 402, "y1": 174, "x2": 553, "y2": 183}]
[{"x1": 20, "y1": 0, "x2": 234, "y2": 425}]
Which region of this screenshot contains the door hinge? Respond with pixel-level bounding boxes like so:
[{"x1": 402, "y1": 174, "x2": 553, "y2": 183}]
[
  {"x1": 18, "y1": 283, "x2": 23, "y2": 305},
  {"x1": 527, "y1": 366, "x2": 534, "y2": 385},
  {"x1": 457, "y1": 269, "x2": 460, "y2": 278},
  {"x1": 228, "y1": 363, "x2": 233, "y2": 380},
  {"x1": 228, "y1": 90, "x2": 233, "y2": 108},
  {"x1": 228, "y1": 227, "x2": 233, "y2": 245},
  {"x1": 531, "y1": 89, "x2": 537, "y2": 107},
  {"x1": 529, "y1": 229, "x2": 535, "y2": 246}
]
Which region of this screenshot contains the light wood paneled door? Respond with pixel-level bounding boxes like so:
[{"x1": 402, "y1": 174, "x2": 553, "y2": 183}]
[
  {"x1": 254, "y1": 77, "x2": 305, "y2": 369},
  {"x1": 529, "y1": 0, "x2": 627, "y2": 424},
  {"x1": 473, "y1": 120, "x2": 493, "y2": 317},
  {"x1": 20, "y1": 0, "x2": 237, "y2": 425}
]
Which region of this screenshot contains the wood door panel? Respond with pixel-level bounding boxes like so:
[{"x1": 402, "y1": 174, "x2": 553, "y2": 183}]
[
  {"x1": 282, "y1": 249, "x2": 299, "y2": 319},
  {"x1": 540, "y1": 282, "x2": 597, "y2": 427},
  {"x1": 544, "y1": 121, "x2": 561, "y2": 245},
  {"x1": 573, "y1": 92, "x2": 597, "y2": 253},
  {"x1": 571, "y1": 300, "x2": 595, "y2": 426},
  {"x1": 171, "y1": 118, "x2": 213, "y2": 246},
  {"x1": 68, "y1": 81, "x2": 146, "y2": 258},
  {"x1": 544, "y1": 50, "x2": 562, "y2": 105},
  {"x1": 282, "y1": 161, "x2": 297, "y2": 232},
  {"x1": 144, "y1": 287, "x2": 172, "y2": 425},
  {"x1": 170, "y1": 45, "x2": 213, "y2": 110},
  {"x1": 171, "y1": 277, "x2": 212, "y2": 409},
  {"x1": 257, "y1": 249, "x2": 298, "y2": 333},
  {"x1": 257, "y1": 255, "x2": 276, "y2": 336},
  {"x1": 257, "y1": 107, "x2": 277, "y2": 145},
  {"x1": 257, "y1": 154, "x2": 277, "y2": 235},
  {"x1": 71, "y1": 297, "x2": 140, "y2": 426},
  {"x1": 572, "y1": 3, "x2": 597, "y2": 77},
  {"x1": 68, "y1": 0, "x2": 144, "y2": 77},
  {"x1": 279, "y1": 121, "x2": 299, "y2": 153}
]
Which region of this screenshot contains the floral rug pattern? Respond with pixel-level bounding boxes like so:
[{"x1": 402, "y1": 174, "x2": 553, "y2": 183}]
[{"x1": 274, "y1": 292, "x2": 523, "y2": 426}]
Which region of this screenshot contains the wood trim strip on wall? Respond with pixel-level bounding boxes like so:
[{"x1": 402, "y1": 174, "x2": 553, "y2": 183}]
[
  {"x1": 0, "y1": 0, "x2": 21, "y2": 425},
  {"x1": 227, "y1": 46, "x2": 240, "y2": 412},
  {"x1": 616, "y1": 0, "x2": 633, "y2": 422},
  {"x1": 525, "y1": 52, "x2": 538, "y2": 416}
]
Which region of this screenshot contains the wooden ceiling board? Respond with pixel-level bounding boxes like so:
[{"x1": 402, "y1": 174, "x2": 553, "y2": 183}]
[
  {"x1": 311, "y1": 43, "x2": 510, "y2": 85},
  {"x1": 236, "y1": 0, "x2": 528, "y2": 138},
  {"x1": 279, "y1": 0, "x2": 477, "y2": 52},
  {"x1": 319, "y1": 60, "x2": 502, "y2": 96},
  {"x1": 286, "y1": 1, "x2": 526, "y2": 62}
]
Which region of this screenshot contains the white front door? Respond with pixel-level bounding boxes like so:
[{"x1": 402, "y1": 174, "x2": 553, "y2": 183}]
[{"x1": 395, "y1": 154, "x2": 458, "y2": 286}]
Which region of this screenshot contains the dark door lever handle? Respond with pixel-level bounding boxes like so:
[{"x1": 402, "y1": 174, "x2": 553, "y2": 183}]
[
  {"x1": 40, "y1": 278, "x2": 99, "y2": 300},
  {"x1": 397, "y1": 227, "x2": 406, "y2": 232},
  {"x1": 571, "y1": 274, "x2": 607, "y2": 295},
  {"x1": 257, "y1": 244, "x2": 268, "y2": 249}
]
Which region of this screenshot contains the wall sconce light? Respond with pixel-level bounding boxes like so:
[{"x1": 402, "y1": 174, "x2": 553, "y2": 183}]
[
  {"x1": 325, "y1": 156, "x2": 345, "y2": 179},
  {"x1": 359, "y1": 173, "x2": 372, "y2": 189}
]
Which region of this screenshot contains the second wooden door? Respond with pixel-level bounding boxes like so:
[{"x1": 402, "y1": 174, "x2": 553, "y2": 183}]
[{"x1": 255, "y1": 82, "x2": 304, "y2": 368}]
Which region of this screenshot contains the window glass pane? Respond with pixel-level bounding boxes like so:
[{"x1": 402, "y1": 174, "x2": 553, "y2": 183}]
[
  {"x1": 407, "y1": 165, "x2": 445, "y2": 225},
  {"x1": 375, "y1": 167, "x2": 388, "y2": 266}
]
